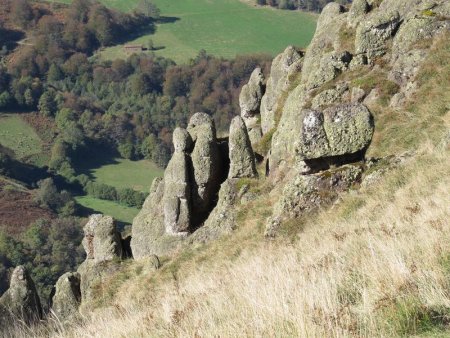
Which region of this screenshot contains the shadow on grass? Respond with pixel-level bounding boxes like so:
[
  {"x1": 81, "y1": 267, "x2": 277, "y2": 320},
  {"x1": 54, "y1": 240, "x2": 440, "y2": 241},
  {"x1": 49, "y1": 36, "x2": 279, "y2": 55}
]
[
  {"x1": 76, "y1": 200, "x2": 131, "y2": 231},
  {"x1": 71, "y1": 142, "x2": 121, "y2": 181}
]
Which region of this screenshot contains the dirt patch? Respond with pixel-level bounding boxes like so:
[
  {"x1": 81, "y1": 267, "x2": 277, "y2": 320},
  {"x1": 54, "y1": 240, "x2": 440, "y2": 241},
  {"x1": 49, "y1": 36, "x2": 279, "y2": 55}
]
[{"x1": 0, "y1": 181, "x2": 55, "y2": 238}]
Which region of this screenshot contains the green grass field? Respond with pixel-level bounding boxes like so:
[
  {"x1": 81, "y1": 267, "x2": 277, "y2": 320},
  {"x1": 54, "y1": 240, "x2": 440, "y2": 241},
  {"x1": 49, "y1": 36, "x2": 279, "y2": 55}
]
[
  {"x1": 48, "y1": 0, "x2": 317, "y2": 64},
  {"x1": 0, "y1": 114, "x2": 43, "y2": 159},
  {"x1": 78, "y1": 157, "x2": 163, "y2": 192},
  {"x1": 75, "y1": 195, "x2": 140, "y2": 224}
]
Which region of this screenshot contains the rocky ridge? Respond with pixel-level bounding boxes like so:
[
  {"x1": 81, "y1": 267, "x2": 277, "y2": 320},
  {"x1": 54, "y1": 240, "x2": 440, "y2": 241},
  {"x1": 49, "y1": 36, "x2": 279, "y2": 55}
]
[{"x1": 1, "y1": 0, "x2": 448, "y2": 327}]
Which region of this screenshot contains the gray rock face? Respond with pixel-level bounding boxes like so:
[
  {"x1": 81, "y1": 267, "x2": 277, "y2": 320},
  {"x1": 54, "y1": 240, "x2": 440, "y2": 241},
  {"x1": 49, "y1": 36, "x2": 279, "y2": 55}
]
[
  {"x1": 0, "y1": 266, "x2": 42, "y2": 324},
  {"x1": 316, "y1": 3, "x2": 345, "y2": 32},
  {"x1": 188, "y1": 113, "x2": 222, "y2": 215},
  {"x1": 239, "y1": 68, "x2": 265, "y2": 118},
  {"x1": 260, "y1": 46, "x2": 303, "y2": 134},
  {"x1": 51, "y1": 272, "x2": 81, "y2": 322},
  {"x1": 348, "y1": 0, "x2": 369, "y2": 27},
  {"x1": 297, "y1": 104, "x2": 374, "y2": 160},
  {"x1": 311, "y1": 82, "x2": 349, "y2": 109},
  {"x1": 355, "y1": 9, "x2": 401, "y2": 59},
  {"x1": 228, "y1": 116, "x2": 258, "y2": 179},
  {"x1": 82, "y1": 214, "x2": 123, "y2": 263},
  {"x1": 240, "y1": 68, "x2": 265, "y2": 145},
  {"x1": 307, "y1": 51, "x2": 352, "y2": 90},
  {"x1": 163, "y1": 151, "x2": 191, "y2": 234},
  {"x1": 266, "y1": 165, "x2": 363, "y2": 237}
]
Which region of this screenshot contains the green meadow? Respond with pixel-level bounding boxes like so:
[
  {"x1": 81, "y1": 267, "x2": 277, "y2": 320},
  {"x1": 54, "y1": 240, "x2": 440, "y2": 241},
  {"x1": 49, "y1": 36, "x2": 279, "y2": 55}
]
[
  {"x1": 0, "y1": 114, "x2": 43, "y2": 160},
  {"x1": 76, "y1": 157, "x2": 163, "y2": 192},
  {"x1": 48, "y1": 0, "x2": 317, "y2": 64},
  {"x1": 75, "y1": 195, "x2": 140, "y2": 224}
]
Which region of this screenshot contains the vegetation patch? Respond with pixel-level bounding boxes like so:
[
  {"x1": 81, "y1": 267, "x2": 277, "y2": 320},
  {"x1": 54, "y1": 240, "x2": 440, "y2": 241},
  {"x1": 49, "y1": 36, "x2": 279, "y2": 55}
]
[
  {"x1": 75, "y1": 196, "x2": 139, "y2": 225},
  {"x1": 0, "y1": 114, "x2": 43, "y2": 160}
]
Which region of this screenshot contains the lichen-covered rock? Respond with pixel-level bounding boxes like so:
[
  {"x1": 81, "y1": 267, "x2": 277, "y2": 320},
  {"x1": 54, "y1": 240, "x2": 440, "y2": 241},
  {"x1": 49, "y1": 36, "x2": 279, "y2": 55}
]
[
  {"x1": 187, "y1": 112, "x2": 216, "y2": 142},
  {"x1": 260, "y1": 46, "x2": 303, "y2": 134},
  {"x1": 173, "y1": 127, "x2": 193, "y2": 153},
  {"x1": 131, "y1": 177, "x2": 185, "y2": 258},
  {"x1": 347, "y1": 0, "x2": 369, "y2": 27},
  {"x1": 297, "y1": 103, "x2": 374, "y2": 160},
  {"x1": 316, "y1": 3, "x2": 345, "y2": 32},
  {"x1": 0, "y1": 266, "x2": 42, "y2": 324},
  {"x1": 188, "y1": 113, "x2": 222, "y2": 215},
  {"x1": 228, "y1": 116, "x2": 258, "y2": 179},
  {"x1": 355, "y1": 9, "x2": 401, "y2": 59},
  {"x1": 311, "y1": 82, "x2": 349, "y2": 109},
  {"x1": 51, "y1": 272, "x2": 81, "y2": 322},
  {"x1": 307, "y1": 51, "x2": 352, "y2": 90},
  {"x1": 266, "y1": 165, "x2": 363, "y2": 237},
  {"x1": 240, "y1": 68, "x2": 265, "y2": 118},
  {"x1": 163, "y1": 153, "x2": 191, "y2": 234},
  {"x1": 240, "y1": 68, "x2": 265, "y2": 145},
  {"x1": 163, "y1": 128, "x2": 192, "y2": 234},
  {"x1": 77, "y1": 260, "x2": 121, "y2": 309},
  {"x1": 82, "y1": 214, "x2": 123, "y2": 263},
  {"x1": 190, "y1": 179, "x2": 239, "y2": 244}
]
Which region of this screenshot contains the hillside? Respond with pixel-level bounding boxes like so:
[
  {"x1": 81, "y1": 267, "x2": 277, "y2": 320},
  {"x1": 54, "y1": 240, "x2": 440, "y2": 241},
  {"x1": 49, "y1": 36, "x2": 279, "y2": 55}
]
[
  {"x1": 1, "y1": 0, "x2": 450, "y2": 337},
  {"x1": 98, "y1": 0, "x2": 317, "y2": 63}
]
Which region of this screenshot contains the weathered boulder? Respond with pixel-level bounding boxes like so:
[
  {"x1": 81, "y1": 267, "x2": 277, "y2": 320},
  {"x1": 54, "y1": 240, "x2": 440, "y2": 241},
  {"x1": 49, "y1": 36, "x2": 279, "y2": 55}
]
[
  {"x1": 228, "y1": 116, "x2": 258, "y2": 179},
  {"x1": 239, "y1": 68, "x2": 265, "y2": 118},
  {"x1": 306, "y1": 51, "x2": 352, "y2": 90},
  {"x1": 311, "y1": 82, "x2": 349, "y2": 109},
  {"x1": 355, "y1": 9, "x2": 401, "y2": 59},
  {"x1": 51, "y1": 272, "x2": 81, "y2": 322},
  {"x1": 316, "y1": 3, "x2": 345, "y2": 32},
  {"x1": 240, "y1": 68, "x2": 265, "y2": 144},
  {"x1": 0, "y1": 266, "x2": 42, "y2": 324},
  {"x1": 190, "y1": 179, "x2": 239, "y2": 244},
  {"x1": 187, "y1": 113, "x2": 222, "y2": 216},
  {"x1": 163, "y1": 127, "x2": 192, "y2": 234},
  {"x1": 82, "y1": 214, "x2": 123, "y2": 263},
  {"x1": 269, "y1": 7, "x2": 347, "y2": 170},
  {"x1": 297, "y1": 103, "x2": 374, "y2": 160},
  {"x1": 163, "y1": 151, "x2": 191, "y2": 234},
  {"x1": 266, "y1": 164, "x2": 363, "y2": 237},
  {"x1": 260, "y1": 46, "x2": 303, "y2": 134},
  {"x1": 347, "y1": 0, "x2": 370, "y2": 28}
]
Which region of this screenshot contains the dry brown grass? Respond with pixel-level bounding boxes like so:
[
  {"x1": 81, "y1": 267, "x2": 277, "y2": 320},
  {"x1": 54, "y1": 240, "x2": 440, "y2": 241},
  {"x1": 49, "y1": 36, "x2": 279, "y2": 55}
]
[{"x1": 6, "y1": 140, "x2": 447, "y2": 338}]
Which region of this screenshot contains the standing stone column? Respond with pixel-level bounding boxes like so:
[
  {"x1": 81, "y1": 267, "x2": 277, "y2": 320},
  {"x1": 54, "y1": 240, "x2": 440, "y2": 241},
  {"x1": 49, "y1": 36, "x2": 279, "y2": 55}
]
[
  {"x1": 239, "y1": 68, "x2": 265, "y2": 145},
  {"x1": 228, "y1": 116, "x2": 258, "y2": 179},
  {"x1": 163, "y1": 128, "x2": 193, "y2": 234}
]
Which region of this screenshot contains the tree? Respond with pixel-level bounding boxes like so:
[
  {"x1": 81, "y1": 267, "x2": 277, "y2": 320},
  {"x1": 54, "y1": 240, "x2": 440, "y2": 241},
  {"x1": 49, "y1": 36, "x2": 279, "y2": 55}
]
[
  {"x1": 38, "y1": 91, "x2": 57, "y2": 117},
  {"x1": 11, "y1": 0, "x2": 33, "y2": 29}
]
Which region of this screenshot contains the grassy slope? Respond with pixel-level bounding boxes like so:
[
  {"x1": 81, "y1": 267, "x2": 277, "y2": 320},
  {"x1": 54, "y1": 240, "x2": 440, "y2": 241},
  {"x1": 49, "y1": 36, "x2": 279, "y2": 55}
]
[
  {"x1": 75, "y1": 196, "x2": 139, "y2": 224},
  {"x1": 94, "y1": 0, "x2": 316, "y2": 63},
  {"x1": 77, "y1": 158, "x2": 163, "y2": 193},
  {"x1": 0, "y1": 114, "x2": 43, "y2": 159},
  {"x1": 75, "y1": 158, "x2": 163, "y2": 223},
  {"x1": 29, "y1": 30, "x2": 448, "y2": 338}
]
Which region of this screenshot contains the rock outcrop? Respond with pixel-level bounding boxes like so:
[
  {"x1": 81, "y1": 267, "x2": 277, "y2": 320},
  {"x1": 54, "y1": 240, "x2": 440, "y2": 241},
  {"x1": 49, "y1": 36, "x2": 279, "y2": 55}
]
[
  {"x1": 228, "y1": 116, "x2": 258, "y2": 179},
  {"x1": 260, "y1": 46, "x2": 303, "y2": 134},
  {"x1": 355, "y1": 9, "x2": 401, "y2": 59},
  {"x1": 239, "y1": 68, "x2": 265, "y2": 144},
  {"x1": 188, "y1": 113, "x2": 223, "y2": 218},
  {"x1": 131, "y1": 113, "x2": 227, "y2": 257},
  {"x1": 297, "y1": 103, "x2": 374, "y2": 161},
  {"x1": 50, "y1": 272, "x2": 81, "y2": 322},
  {"x1": 0, "y1": 266, "x2": 42, "y2": 325},
  {"x1": 163, "y1": 128, "x2": 192, "y2": 234},
  {"x1": 78, "y1": 215, "x2": 124, "y2": 305},
  {"x1": 82, "y1": 214, "x2": 123, "y2": 263}
]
